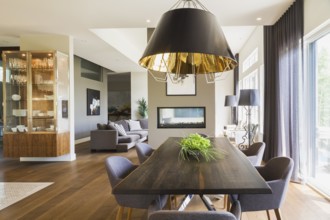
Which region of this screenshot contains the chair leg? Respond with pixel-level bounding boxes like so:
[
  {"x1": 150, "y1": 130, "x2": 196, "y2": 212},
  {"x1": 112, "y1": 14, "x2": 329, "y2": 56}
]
[
  {"x1": 116, "y1": 206, "x2": 124, "y2": 220},
  {"x1": 225, "y1": 195, "x2": 231, "y2": 211},
  {"x1": 167, "y1": 196, "x2": 172, "y2": 210},
  {"x1": 167, "y1": 195, "x2": 177, "y2": 209},
  {"x1": 223, "y1": 195, "x2": 227, "y2": 209},
  {"x1": 266, "y1": 210, "x2": 271, "y2": 220},
  {"x1": 126, "y1": 208, "x2": 133, "y2": 220},
  {"x1": 274, "y1": 209, "x2": 282, "y2": 220},
  {"x1": 173, "y1": 195, "x2": 177, "y2": 208}
]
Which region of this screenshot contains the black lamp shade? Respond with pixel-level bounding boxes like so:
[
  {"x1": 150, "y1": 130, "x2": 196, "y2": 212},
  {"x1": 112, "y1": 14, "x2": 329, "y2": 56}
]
[
  {"x1": 238, "y1": 89, "x2": 260, "y2": 106},
  {"x1": 224, "y1": 95, "x2": 237, "y2": 107},
  {"x1": 139, "y1": 8, "x2": 237, "y2": 74}
]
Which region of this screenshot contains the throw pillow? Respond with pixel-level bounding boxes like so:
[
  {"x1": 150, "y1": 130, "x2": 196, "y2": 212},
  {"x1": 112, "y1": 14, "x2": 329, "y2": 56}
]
[
  {"x1": 114, "y1": 124, "x2": 127, "y2": 136},
  {"x1": 129, "y1": 120, "x2": 142, "y2": 131},
  {"x1": 97, "y1": 123, "x2": 107, "y2": 130},
  {"x1": 107, "y1": 121, "x2": 117, "y2": 130}
]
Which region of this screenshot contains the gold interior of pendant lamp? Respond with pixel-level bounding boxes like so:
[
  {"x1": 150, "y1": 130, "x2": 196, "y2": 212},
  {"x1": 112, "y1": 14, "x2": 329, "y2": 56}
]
[{"x1": 139, "y1": 0, "x2": 237, "y2": 83}]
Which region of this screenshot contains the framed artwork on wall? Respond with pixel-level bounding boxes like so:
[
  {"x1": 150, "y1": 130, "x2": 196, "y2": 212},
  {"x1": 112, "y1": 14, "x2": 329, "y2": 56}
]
[
  {"x1": 87, "y1": 88, "x2": 100, "y2": 115},
  {"x1": 166, "y1": 74, "x2": 196, "y2": 96}
]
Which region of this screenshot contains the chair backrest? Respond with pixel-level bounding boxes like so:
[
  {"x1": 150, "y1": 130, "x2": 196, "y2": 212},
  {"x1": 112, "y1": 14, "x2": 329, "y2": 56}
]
[
  {"x1": 242, "y1": 142, "x2": 265, "y2": 165},
  {"x1": 197, "y1": 133, "x2": 208, "y2": 138},
  {"x1": 135, "y1": 143, "x2": 154, "y2": 164},
  {"x1": 260, "y1": 156, "x2": 294, "y2": 182},
  {"x1": 105, "y1": 156, "x2": 137, "y2": 187},
  {"x1": 149, "y1": 200, "x2": 241, "y2": 220}
]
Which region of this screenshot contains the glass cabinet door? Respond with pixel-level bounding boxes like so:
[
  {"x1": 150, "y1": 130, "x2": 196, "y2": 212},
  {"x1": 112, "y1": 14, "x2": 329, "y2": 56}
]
[
  {"x1": 3, "y1": 51, "x2": 28, "y2": 133},
  {"x1": 30, "y1": 52, "x2": 55, "y2": 132}
]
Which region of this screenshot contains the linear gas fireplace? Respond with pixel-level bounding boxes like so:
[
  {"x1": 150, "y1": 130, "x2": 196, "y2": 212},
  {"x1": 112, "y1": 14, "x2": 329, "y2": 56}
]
[{"x1": 157, "y1": 107, "x2": 206, "y2": 128}]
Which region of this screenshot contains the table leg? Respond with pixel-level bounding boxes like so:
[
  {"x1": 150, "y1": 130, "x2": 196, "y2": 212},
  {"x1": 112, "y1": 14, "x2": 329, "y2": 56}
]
[
  {"x1": 177, "y1": 194, "x2": 194, "y2": 211},
  {"x1": 200, "y1": 195, "x2": 216, "y2": 211}
]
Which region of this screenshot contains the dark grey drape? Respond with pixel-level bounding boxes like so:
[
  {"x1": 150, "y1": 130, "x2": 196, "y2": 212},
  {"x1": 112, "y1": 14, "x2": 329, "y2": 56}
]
[{"x1": 263, "y1": 0, "x2": 303, "y2": 181}]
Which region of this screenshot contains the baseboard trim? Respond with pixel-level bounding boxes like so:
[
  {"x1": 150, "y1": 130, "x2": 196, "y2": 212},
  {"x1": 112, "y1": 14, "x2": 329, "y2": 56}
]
[{"x1": 75, "y1": 137, "x2": 90, "y2": 145}]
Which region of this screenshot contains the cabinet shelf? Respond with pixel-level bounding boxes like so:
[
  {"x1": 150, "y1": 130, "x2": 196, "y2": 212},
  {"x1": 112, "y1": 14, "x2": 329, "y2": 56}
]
[
  {"x1": 33, "y1": 116, "x2": 54, "y2": 119},
  {"x1": 32, "y1": 98, "x2": 54, "y2": 101},
  {"x1": 2, "y1": 50, "x2": 70, "y2": 158},
  {"x1": 32, "y1": 68, "x2": 53, "y2": 71}
]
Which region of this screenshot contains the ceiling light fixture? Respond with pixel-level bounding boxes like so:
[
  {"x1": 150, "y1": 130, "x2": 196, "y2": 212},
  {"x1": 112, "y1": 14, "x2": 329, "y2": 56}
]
[{"x1": 138, "y1": 0, "x2": 237, "y2": 84}]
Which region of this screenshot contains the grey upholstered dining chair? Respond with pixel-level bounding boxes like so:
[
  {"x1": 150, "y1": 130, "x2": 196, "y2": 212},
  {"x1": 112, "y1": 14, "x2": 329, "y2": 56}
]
[
  {"x1": 105, "y1": 156, "x2": 168, "y2": 220},
  {"x1": 148, "y1": 200, "x2": 241, "y2": 220},
  {"x1": 135, "y1": 143, "x2": 154, "y2": 164},
  {"x1": 135, "y1": 143, "x2": 178, "y2": 209},
  {"x1": 241, "y1": 142, "x2": 265, "y2": 166},
  {"x1": 230, "y1": 156, "x2": 294, "y2": 220},
  {"x1": 197, "y1": 133, "x2": 209, "y2": 138}
]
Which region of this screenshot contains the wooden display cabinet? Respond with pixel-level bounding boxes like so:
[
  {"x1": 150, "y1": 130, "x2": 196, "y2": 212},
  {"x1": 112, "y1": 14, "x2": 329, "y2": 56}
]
[{"x1": 2, "y1": 51, "x2": 70, "y2": 157}]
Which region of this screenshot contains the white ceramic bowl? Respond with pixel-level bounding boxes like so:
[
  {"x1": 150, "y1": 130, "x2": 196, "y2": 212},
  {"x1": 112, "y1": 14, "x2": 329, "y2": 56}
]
[
  {"x1": 12, "y1": 94, "x2": 21, "y2": 101},
  {"x1": 11, "y1": 127, "x2": 17, "y2": 132}
]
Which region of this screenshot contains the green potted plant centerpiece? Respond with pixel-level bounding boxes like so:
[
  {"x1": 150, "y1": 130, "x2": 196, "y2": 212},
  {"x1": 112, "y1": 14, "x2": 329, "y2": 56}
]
[{"x1": 179, "y1": 133, "x2": 225, "y2": 162}]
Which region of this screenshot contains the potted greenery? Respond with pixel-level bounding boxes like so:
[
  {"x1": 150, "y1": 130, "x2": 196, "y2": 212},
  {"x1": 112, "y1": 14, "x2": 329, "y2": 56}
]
[
  {"x1": 137, "y1": 98, "x2": 148, "y2": 118},
  {"x1": 179, "y1": 133, "x2": 225, "y2": 162}
]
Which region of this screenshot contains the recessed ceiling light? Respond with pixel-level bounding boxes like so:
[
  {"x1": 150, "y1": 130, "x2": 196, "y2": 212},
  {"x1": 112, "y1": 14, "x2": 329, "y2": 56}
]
[
  {"x1": 146, "y1": 19, "x2": 151, "y2": 23},
  {"x1": 256, "y1": 17, "x2": 262, "y2": 21}
]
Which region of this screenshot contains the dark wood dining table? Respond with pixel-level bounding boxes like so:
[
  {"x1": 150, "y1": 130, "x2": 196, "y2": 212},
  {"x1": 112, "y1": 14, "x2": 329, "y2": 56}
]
[{"x1": 112, "y1": 137, "x2": 271, "y2": 209}]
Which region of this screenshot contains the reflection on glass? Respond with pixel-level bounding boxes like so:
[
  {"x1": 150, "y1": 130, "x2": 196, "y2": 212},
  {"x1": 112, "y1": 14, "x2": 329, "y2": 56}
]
[{"x1": 310, "y1": 32, "x2": 330, "y2": 197}]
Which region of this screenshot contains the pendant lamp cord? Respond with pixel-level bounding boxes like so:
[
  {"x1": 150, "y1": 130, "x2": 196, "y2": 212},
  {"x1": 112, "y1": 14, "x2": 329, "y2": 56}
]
[{"x1": 170, "y1": 0, "x2": 209, "y2": 11}]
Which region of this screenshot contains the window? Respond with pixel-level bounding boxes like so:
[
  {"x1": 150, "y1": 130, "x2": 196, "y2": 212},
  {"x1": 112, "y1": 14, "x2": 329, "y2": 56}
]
[
  {"x1": 242, "y1": 48, "x2": 258, "y2": 72},
  {"x1": 238, "y1": 69, "x2": 259, "y2": 127},
  {"x1": 306, "y1": 24, "x2": 330, "y2": 197},
  {"x1": 80, "y1": 57, "x2": 103, "y2": 82}
]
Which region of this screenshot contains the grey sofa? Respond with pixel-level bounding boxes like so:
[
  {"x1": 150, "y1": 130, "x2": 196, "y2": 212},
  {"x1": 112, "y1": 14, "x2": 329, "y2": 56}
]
[{"x1": 90, "y1": 119, "x2": 148, "y2": 152}]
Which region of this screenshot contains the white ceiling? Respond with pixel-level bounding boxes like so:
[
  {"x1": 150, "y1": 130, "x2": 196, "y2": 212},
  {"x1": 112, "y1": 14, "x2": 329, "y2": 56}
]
[{"x1": 0, "y1": 0, "x2": 294, "y2": 73}]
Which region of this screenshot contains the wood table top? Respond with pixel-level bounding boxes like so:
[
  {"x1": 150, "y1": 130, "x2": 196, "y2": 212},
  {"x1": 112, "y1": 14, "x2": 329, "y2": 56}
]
[{"x1": 112, "y1": 137, "x2": 271, "y2": 195}]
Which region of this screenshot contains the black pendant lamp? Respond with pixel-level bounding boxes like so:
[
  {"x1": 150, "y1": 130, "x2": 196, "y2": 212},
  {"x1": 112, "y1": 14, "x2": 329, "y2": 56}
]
[{"x1": 139, "y1": 0, "x2": 237, "y2": 83}]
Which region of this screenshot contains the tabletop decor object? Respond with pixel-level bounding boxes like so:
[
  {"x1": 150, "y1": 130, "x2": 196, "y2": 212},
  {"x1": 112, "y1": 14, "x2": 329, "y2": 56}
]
[
  {"x1": 179, "y1": 133, "x2": 224, "y2": 161},
  {"x1": 11, "y1": 94, "x2": 21, "y2": 101}
]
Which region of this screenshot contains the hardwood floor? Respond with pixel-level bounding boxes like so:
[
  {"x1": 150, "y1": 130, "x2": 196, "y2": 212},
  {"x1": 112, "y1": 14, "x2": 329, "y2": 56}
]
[{"x1": 0, "y1": 142, "x2": 329, "y2": 220}]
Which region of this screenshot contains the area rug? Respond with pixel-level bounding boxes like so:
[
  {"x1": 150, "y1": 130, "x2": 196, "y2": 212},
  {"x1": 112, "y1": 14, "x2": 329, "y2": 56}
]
[{"x1": 0, "y1": 182, "x2": 53, "y2": 210}]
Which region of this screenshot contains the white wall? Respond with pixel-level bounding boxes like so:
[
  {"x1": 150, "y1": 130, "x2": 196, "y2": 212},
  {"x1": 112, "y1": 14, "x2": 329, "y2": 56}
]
[
  {"x1": 131, "y1": 71, "x2": 148, "y2": 120},
  {"x1": 74, "y1": 56, "x2": 108, "y2": 140},
  {"x1": 148, "y1": 74, "x2": 216, "y2": 148},
  {"x1": 215, "y1": 71, "x2": 234, "y2": 136},
  {"x1": 304, "y1": 0, "x2": 330, "y2": 35}
]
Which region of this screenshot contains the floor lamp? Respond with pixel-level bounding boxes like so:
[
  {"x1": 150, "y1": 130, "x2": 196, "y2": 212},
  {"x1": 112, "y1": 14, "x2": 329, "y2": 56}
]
[
  {"x1": 224, "y1": 95, "x2": 237, "y2": 125},
  {"x1": 238, "y1": 89, "x2": 260, "y2": 148}
]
